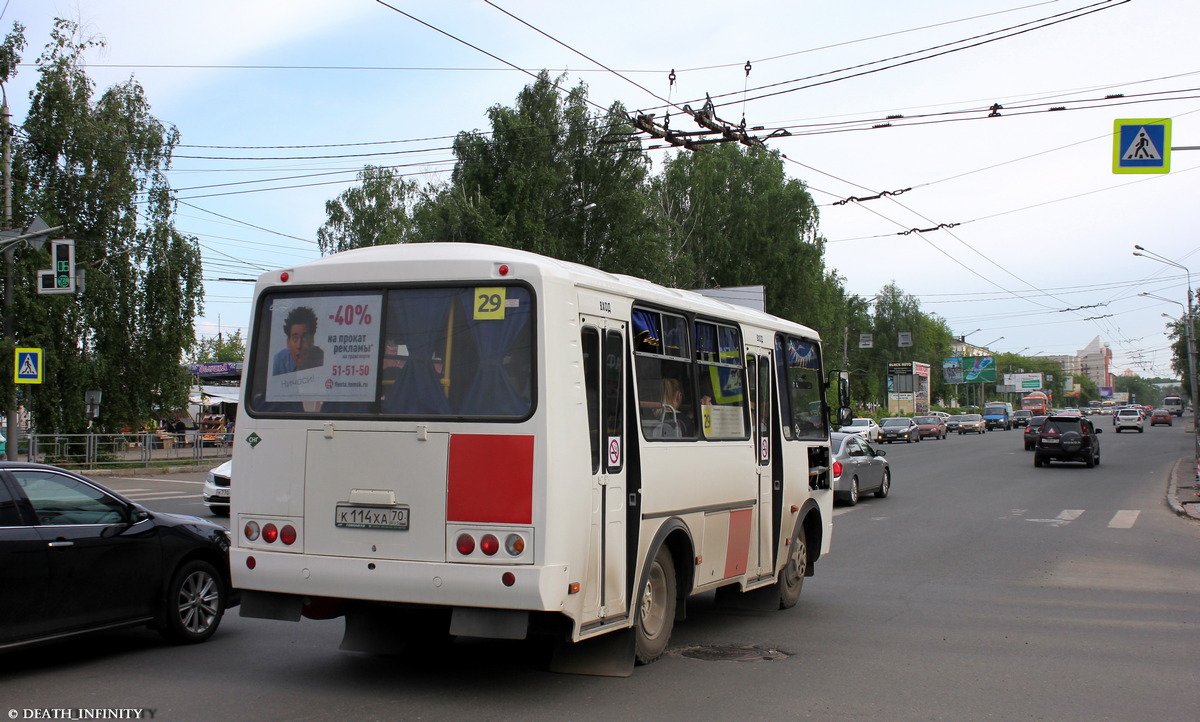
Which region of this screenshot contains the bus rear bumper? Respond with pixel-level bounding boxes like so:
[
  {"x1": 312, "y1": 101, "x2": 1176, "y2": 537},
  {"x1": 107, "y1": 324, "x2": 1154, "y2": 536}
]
[{"x1": 231, "y1": 549, "x2": 570, "y2": 614}]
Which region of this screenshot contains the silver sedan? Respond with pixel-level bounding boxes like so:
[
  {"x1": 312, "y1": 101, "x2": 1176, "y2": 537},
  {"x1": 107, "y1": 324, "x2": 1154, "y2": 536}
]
[{"x1": 830, "y1": 431, "x2": 891, "y2": 506}]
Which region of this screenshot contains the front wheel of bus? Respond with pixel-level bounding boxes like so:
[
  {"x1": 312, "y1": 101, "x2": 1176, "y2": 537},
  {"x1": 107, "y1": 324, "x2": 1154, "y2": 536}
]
[
  {"x1": 635, "y1": 546, "x2": 676, "y2": 665},
  {"x1": 778, "y1": 527, "x2": 808, "y2": 609}
]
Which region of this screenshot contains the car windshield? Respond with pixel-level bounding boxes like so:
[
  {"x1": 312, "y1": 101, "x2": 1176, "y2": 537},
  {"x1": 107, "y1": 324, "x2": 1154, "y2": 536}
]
[
  {"x1": 1043, "y1": 418, "x2": 1082, "y2": 433},
  {"x1": 845, "y1": 418, "x2": 872, "y2": 428},
  {"x1": 914, "y1": 416, "x2": 938, "y2": 424},
  {"x1": 960, "y1": 414, "x2": 981, "y2": 421},
  {"x1": 880, "y1": 418, "x2": 909, "y2": 427},
  {"x1": 1027, "y1": 416, "x2": 1046, "y2": 428}
]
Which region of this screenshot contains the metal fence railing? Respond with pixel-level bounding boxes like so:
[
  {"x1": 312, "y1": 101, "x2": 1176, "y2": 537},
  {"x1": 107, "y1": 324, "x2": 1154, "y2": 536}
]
[{"x1": 19, "y1": 432, "x2": 231, "y2": 470}]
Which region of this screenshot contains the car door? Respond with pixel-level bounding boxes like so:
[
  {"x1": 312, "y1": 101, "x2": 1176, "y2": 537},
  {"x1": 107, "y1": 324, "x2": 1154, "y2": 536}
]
[
  {"x1": 0, "y1": 473, "x2": 53, "y2": 644},
  {"x1": 845, "y1": 437, "x2": 881, "y2": 491},
  {"x1": 14, "y1": 469, "x2": 162, "y2": 632}
]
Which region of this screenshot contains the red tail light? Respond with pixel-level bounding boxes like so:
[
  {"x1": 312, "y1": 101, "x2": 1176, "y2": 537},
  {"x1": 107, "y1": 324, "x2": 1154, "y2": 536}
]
[
  {"x1": 832, "y1": 460, "x2": 843, "y2": 478},
  {"x1": 262, "y1": 523, "x2": 279, "y2": 544},
  {"x1": 480, "y1": 534, "x2": 500, "y2": 556},
  {"x1": 280, "y1": 525, "x2": 297, "y2": 545},
  {"x1": 456, "y1": 534, "x2": 476, "y2": 555}
]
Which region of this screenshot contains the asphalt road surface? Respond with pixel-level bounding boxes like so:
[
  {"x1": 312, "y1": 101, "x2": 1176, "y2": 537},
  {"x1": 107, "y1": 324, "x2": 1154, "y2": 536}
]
[{"x1": 2, "y1": 421, "x2": 1198, "y2": 721}]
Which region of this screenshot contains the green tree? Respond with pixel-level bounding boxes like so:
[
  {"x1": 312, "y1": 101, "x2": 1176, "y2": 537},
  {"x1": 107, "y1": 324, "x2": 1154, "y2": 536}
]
[
  {"x1": 190, "y1": 330, "x2": 246, "y2": 364},
  {"x1": 416, "y1": 71, "x2": 665, "y2": 278},
  {"x1": 1113, "y1": 374, "x2": 1160, "y2": 406},
  {"x1": 650, "y1": 143, "x2": 835, "y2": 326},
  {"x1": 317, "y1": 166, "x2": 421, "y2": 254},
  {"x1": 5, "y1": 20, "x2": 203, "y2": 433}
]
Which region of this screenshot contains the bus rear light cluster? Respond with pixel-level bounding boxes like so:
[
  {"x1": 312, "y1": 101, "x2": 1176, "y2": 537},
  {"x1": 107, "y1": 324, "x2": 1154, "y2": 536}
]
[
  {"x1": 243, "y1": 518, "x2": 300, "y2": 548},
  {"x1": 450, "y1": 528, "x2": 532, "y2": 563}
]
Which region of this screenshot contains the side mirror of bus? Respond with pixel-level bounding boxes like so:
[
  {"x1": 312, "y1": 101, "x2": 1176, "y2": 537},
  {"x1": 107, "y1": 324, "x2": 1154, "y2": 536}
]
[{"x1": 827, "y1": 370, "x2": 853, "y2": 427}]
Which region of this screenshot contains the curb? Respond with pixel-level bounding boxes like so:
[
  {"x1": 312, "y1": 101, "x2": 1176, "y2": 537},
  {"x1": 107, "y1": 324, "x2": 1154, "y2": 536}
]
[{"x1": 1166, "y1": 456, "x2": 1200, "y2": 521}]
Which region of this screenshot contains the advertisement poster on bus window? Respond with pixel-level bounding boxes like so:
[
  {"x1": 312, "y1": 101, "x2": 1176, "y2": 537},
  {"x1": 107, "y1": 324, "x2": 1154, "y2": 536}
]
[{"x1": 264, "y1": 293, "x2": 383, "y2": 404}]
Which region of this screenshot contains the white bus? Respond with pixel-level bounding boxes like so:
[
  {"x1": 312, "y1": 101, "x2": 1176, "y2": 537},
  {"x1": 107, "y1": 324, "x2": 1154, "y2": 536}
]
[{"x1": 232, "y1": 242, "x2": 849, "y2": 675}]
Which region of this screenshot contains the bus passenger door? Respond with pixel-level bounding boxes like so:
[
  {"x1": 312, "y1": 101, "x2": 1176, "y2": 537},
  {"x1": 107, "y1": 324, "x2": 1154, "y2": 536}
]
[
  {"x1": 581, "y1": 319, "x2": 627, "y2": 620},
  {"x1": 749, "y1": 352, "x2": 775, "y2": 577}
]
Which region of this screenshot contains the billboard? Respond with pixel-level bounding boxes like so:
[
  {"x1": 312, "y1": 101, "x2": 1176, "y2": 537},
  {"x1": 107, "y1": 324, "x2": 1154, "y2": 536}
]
[
  {"x1": 1003, "y1": 372, "x2": 1043, "y2": 391},
  {"x1": 943, "y1": 356, "x2": 996, "y2": 384}
]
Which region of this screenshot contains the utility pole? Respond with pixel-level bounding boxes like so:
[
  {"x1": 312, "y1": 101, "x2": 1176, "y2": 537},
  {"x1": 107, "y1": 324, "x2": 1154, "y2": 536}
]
[{"x1": 3, "y1": 91, "x2": 14, "y2": 459}]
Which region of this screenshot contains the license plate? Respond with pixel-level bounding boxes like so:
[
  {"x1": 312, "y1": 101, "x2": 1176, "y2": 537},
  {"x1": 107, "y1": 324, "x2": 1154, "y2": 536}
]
[
  {"x1": 1043, "y1": 438, "x2": 1059, "y2": 444},
  {"x1": 335, "y1": 504, "x2": 410, "y2": 530},
  {"x1": 213, "y1": 488, "x2": 230, "y2": 498}
]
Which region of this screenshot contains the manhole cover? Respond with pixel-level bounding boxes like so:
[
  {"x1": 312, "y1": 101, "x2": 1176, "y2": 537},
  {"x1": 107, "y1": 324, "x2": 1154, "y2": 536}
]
[{"x1": 674, "y1": 644, "x2": 789, "y2": 662}]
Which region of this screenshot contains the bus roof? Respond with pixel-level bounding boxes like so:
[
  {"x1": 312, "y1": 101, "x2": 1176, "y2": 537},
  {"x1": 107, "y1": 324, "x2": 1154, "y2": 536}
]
[{"x1": 256, "y1": 242, "x2": 821, "y2": 339}]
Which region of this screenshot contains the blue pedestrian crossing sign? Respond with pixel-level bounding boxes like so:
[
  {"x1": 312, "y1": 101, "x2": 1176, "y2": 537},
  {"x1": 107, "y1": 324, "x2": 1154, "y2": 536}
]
[
  {"x1": 1113, "y1": 119, "x2": 1171, "y2": 174},
  {"x1": 14, "y1": 348, "x2": 43, "y2": 384}
]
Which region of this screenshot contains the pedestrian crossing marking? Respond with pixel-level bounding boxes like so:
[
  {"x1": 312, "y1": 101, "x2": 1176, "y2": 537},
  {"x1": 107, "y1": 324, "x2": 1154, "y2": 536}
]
[
  {"x1": 1108, "y1": 510, "x2": 1139, "y2": 528},
  {"x1": 1024, "y1": 509, "x2": 1141, "y2": 528}
]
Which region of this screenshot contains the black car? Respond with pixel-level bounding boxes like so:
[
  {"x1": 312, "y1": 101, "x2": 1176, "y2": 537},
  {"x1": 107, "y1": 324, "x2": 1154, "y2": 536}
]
[
  {"x1": 1023, "y1": 415, "x2": 1047, "y2": 450},
  {"x1": 1011, "y1": 410, "x2": 1033, "y2": 428},
  {"x1": 879, "y1": 417, "x2": 921, "y2": 443},
  {"x1": 0, "y1": 462, "x2": 236, "y2": 651},
  {"x1": 1033, "y1": 415, "x2": 1102, "y2": 468}
]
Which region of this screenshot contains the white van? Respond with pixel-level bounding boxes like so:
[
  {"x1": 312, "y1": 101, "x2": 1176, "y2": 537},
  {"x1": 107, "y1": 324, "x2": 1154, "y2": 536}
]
[{"x1": 1163, "y1": 395, "x2": 1184, "y2": 417}]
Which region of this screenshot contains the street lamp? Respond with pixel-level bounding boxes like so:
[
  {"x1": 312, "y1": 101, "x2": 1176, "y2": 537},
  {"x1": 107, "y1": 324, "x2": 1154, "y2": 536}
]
[
  {"x1": 981, "y1": 336, "x2": 1005, "y2": 348},
  {"x1": 1135, "y1": 246, "x2": 1198, "y2": 485}
]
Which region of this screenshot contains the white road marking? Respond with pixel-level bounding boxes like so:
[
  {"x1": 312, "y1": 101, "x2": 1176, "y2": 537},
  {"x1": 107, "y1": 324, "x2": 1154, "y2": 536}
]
[
  {"x1": 123, "y1": 491, "x2": 198, "y2": 499},
  {"x1": 1108, "y1": 510, "x2": 1140, "y2": 528},
  {"x1": 1027, "y1": 509, "x2": 1085, "y2": 526},
  {"x1": 120, "y1": 476, "x2": 205, "y2": 485}
]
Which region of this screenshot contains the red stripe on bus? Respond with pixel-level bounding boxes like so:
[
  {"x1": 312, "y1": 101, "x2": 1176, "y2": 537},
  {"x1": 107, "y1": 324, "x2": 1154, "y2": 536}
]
[
  {"x1": 447, "y1": 434, "x2": 534, "y2": 524},
  {"x1": 724, "y1": 508, "x2": 753, "y2": 578}
]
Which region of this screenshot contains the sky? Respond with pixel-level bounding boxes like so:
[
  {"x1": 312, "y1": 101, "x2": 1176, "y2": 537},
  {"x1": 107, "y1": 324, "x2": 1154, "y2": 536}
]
[{"x1": 3, "y1": 0, "x2": 1198, "y2": 379}]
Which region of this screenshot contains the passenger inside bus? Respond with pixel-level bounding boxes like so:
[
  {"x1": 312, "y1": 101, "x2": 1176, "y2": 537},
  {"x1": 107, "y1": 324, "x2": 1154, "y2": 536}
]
[{"x1": 654, "y1": 377, "x2": 694, "y2": 438}]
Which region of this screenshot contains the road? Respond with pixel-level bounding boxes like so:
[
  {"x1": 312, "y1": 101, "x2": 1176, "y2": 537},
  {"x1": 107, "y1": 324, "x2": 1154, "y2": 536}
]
[{"x1": 2, "y1": 420, "x2": 1198, "y2": 721}]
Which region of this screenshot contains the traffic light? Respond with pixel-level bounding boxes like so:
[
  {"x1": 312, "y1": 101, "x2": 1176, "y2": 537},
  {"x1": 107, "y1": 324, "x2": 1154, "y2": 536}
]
[{"x1": 37, "y1": 239, "x2": 75, "y2": 295}]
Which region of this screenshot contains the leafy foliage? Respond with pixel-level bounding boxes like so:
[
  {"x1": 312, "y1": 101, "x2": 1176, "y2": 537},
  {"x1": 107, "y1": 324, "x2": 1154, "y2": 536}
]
[
  {"x1": 2, "y1": 20, "x2": 203, "y2": 432},
  {"x1": 190, "y1": 330, "x2": 246, "y2": 364}
]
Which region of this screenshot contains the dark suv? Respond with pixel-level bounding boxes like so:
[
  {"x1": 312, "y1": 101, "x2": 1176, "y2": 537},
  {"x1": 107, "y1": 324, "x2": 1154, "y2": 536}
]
[{"x1": 1033, "y1": 415, "x2": 1102, "y2": 468}]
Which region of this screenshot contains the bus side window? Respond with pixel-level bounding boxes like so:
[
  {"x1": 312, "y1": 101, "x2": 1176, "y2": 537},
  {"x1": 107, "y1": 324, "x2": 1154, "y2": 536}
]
[
  {"x1": 582, "y1": 327, "x2": 602, "y2": 473},
  {"x1": 633, "y1": 309, "x2": 695, "y2": 440},
  {"x1": 603, "y1": 330, "x2": 624, "y2": 471}
]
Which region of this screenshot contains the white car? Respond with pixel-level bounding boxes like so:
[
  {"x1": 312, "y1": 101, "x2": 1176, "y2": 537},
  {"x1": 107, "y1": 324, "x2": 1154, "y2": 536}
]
[
  {"x1": 1114, "y1": 408, "x2": 1144, "y2": 433},
  {"x1": 839, "y1": 417, "x2": 881, "y2": 442},
  {"x1": 203, "y1": 459, "x2": 232, "y2": 515}
]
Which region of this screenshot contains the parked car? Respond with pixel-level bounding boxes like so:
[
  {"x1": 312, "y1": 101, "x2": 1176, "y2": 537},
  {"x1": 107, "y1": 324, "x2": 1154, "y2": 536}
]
[
  {"x1": 1033, "y1": 415, "x2": 1102, "y2": 467},
  {"x1": 830, "y1": 432, "x2": 890, "y2": 506},
  {"x1": 1150, "y1": 409, "x2": 1173, "y2": 426},
  {"x1": 956, "y1": 414, "x2": 987, "y2": 435},
  {"x1": 204, "y1": 459, "x2": 231, "y2": 516},
  {"x1": 913, "y1": 415, "x2": 948, "y2": 440},
  {"x1": 0, "y1": 462, "x2": 235, "y2": 651},
  {"x1": 839, "y1": 417, "x2": 881, "y2": 442},
  {"x1": 879, "y1": 417, "x2": 921, "y2": 443},
  {"x1": 1011, "y1": 410, "x2": 1033, "y2": 428},
  {"x1": 1114, "y1": 407, "x2": 1144, "y2": 433},
  {"x1": 1023, "y1": 415, "x2": 1048, "y2": 450}
]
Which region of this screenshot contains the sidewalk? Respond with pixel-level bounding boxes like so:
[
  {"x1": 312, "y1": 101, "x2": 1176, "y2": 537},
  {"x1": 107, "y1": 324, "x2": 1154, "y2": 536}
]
[{"x1": 1167, "y1": 456, "x2": 1200, "y2": 521}]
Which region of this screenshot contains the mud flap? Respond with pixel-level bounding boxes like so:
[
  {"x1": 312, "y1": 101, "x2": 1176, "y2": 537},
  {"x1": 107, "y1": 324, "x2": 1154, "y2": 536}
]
[
  {"x1": 549, "y1": 627, "x2": 636, "y2": 677},
  {"x1": 713, "y1": 581, "x2": 782, "y2": 612}
]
